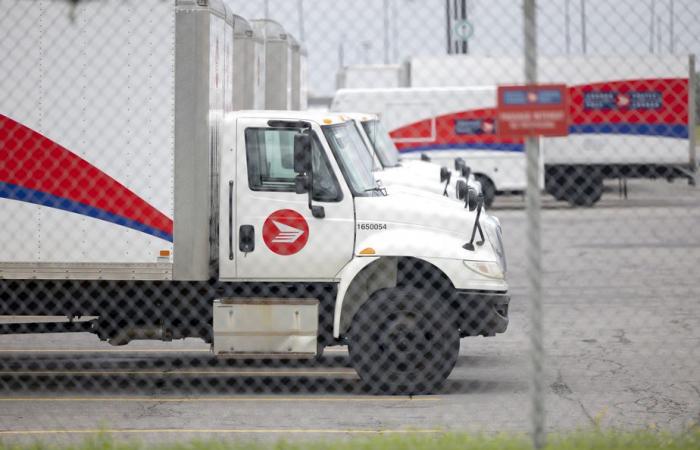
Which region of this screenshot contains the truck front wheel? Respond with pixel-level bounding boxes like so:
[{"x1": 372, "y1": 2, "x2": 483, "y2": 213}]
[{"x1": 347, "y1": 287, "x2": 460, "y2": 394}]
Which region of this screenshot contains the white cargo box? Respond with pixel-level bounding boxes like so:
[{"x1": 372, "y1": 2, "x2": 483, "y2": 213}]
[{"x1": 213, "y1": 298, "x2": 319, "y2": 356}]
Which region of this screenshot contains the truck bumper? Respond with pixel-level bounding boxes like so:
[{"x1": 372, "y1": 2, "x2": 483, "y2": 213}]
[{"x1": 452, "y1": 290, "x2": 510, "y2": 337}]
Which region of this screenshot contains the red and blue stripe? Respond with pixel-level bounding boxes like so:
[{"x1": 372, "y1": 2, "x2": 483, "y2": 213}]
[
  {"x1": 0, "y1": 114, "x2": 174, "y2": 242},
  {"x1": 390, "y1": 78, "x2": 689, "y2": 153}
]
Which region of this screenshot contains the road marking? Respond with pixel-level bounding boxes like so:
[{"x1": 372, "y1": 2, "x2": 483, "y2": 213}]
[
  {"x1": 0, "y1": 369, "x2": 358, "y2": 377},
  {"x1": 0, "y1": 428, "x2": 445, "y2": 436},
  {"x1": 0, "y1": 397, "x2": 438, "y2": 403}
]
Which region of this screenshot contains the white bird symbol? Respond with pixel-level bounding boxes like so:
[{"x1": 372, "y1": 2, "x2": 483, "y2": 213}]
[{"x1": 271, "y1": 220, "x2": 304, "y2": 243}]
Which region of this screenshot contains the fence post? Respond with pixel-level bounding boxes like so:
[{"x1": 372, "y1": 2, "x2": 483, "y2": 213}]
[{"x1": 523, "y1": 0, "x2": 545, "y2": 448}]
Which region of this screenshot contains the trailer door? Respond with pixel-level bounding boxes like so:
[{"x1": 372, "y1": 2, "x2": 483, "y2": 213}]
[{"x1": 222, "y1": 118, "x2": 355, "y2": 281}]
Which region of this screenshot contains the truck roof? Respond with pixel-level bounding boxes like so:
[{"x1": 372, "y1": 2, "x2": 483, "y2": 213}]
[{"x1": 231, "y1": 110, "x2": 353, "y2": 126}]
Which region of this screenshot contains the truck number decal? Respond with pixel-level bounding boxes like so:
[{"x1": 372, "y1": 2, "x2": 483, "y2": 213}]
[{"x1": 357, "y1": 223, "x2": 387, "y2": 231}]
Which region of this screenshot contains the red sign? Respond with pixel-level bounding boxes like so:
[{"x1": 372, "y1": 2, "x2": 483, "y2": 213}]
[
  {"x1": 497, "y1": 84, "x2": 569, "y2": 137},
  {"x1": 262, "y1": 209, "x2": 309, "y2": 256}
]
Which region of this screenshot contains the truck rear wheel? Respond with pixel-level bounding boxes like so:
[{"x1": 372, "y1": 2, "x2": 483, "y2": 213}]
[
  {"x1": 347, "y1": 287, "x2": 460, "y2": 394},
  {"x1": 546, "y1": 165, "x2": 603, "y2": 207}
]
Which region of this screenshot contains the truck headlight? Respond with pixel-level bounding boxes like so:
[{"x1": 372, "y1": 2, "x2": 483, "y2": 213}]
[
  {"x1": 483, "y1": 216, "x2": 507, "y2": 274},
  {"x1": 463, "y1": 260, "x2": 504, "y2": 279}
]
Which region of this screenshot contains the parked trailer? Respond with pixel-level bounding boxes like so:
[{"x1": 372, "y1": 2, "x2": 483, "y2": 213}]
[
  {"x1": 334, "y1": 55, "x2": 696, "y2": 206},
  {"x1": 332, "y1": 87, "x2": 543, "y2": 207},
  {"x1": 412, "y1": 55, "x2": 697, "y2": 205},
  {"x1": 0, "y1": 0, "x2": 509, "y2": 394}
]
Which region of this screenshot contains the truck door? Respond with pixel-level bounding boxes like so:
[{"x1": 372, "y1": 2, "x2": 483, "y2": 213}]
[{"x1": 221, "y1": 118, "x2": 355, "y2": 281}]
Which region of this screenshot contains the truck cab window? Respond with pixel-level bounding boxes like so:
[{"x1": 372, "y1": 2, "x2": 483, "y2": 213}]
[{"x1": 245, "y1": 127, "x2": 341, "y2": 202}]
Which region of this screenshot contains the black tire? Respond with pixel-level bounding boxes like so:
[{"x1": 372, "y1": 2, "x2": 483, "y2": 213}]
[
  {"x1": 474, "y1": 174, "x2": 496, "y2": 208},
  {"x1": 546, "y1": 166, "x2": 603, "y2": 207},
  {"x1": 347, "y1": 287, "x2": 460, "y2": 395}
]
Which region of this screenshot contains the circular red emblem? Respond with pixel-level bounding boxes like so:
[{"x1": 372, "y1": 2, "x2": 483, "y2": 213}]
[{"x1": 262, "y1": 209, "x2": 309, "y2": 256}]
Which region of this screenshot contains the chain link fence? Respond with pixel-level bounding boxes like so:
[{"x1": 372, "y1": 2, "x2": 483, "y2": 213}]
[{"x1": 0, "y1": 0, "x2": 699, "y2": 446}]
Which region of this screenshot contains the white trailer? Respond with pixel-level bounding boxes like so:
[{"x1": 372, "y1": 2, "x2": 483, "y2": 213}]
[
  {"x1": 0, "y1": 0, "x2": 509, "y2": 394},
  {"x1": 336, "y1": 64, "x2": 409, "y2": 90},
  {"x1": 332, "y1": 87, "x2": 540, "y2": 207},
  {"x1": 335, "y1": 55, "x2": 696, "y2": 206}
]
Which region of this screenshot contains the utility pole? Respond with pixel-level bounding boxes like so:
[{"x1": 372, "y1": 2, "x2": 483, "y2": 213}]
[
  {"x1": 580, "y1": 0, "x2": 587, "y2": 54},
  {"x1": 383, "y1": 0, "x2": 390, "y2": 64},
  {"x1": 669, "y1": 0, "x2": 675, "y2": 53},
  {"x1": 298, "y1": 0, "x2": 305, "y2": 43},
  {"x1": 650, "y1": 0, "x2": 655, "y2": 53},
  {"x1": 565, "y1": 0, "x2": 570, "y2": 54},
  {"x1": 264, "y1": 0, "x2": 269, "y2": 19}
]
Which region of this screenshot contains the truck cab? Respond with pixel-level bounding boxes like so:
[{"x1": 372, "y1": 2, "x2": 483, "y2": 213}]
[{"x1": 216, "y1": 111, "x2": 509, "y2": 393}]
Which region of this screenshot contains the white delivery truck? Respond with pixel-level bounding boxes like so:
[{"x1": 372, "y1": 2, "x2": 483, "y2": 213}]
[
  {"x1": 0, "y1": 0, "x2": 509, "y2": 394},
  {"x1": 332, "y1": 87, "x2": 529, "y2": 207},
  {"x1": 334, "y1": 55, "x2": 696, "y2": 206}
]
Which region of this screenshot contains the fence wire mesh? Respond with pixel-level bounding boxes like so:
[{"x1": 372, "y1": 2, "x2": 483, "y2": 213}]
[{"x1": 0, "y1": 0, "x2": 699, "y2": 446}]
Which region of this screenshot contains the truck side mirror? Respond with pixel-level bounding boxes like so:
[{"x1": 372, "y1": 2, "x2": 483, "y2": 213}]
[
  {"x1": 455, "y1": 157, "x2": 465, "y2": 171},
  {"x1": 440, "y1": 166, "x2": 450, "y2": 183},
  {"x1": 456, "y1": 179, "x2": 467, "y2": 200},
  {"x1": 461, "y1": 165, "x2": 471, "y2": 179},
  {"x1": 293, "y1": 133, "x2": 311, "y2": 174},
  {"x1": 466, "y1": 187, "x2": 479, "y2": 211}
]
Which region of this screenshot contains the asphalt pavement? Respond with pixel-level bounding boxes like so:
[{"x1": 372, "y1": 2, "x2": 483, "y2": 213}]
[{"x1": 0, "y1": 179, "x2": 699, "y2": 444}]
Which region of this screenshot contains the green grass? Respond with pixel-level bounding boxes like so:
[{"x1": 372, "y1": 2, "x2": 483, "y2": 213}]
[{"x1": 1, "y1": 429, "x2": 700, "y2": 450}]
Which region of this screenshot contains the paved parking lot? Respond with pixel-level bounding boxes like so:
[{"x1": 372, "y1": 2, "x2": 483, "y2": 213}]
[{"x1": 1, "y1": 179, "x2": 699, "y2": 443}]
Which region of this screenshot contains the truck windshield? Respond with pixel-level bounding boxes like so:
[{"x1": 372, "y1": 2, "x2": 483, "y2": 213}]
[
  {"x1": 322, "y1": 121, "x2": 379, "y2": 196},
  {"x1": 361, "y1": 119, "x2": 400, "y2": 168}
]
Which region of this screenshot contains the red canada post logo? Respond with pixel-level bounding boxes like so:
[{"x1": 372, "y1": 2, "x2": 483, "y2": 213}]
[{"x1": 262, "y1": 209, "x2": 309, "y2": 255}]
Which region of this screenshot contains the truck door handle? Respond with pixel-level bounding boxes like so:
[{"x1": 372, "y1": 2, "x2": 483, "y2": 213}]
[
  {"x1": 239, "y1": 225, "x2": 255, "y2": 253},
  {"x1": 228, "y1": 181, "x2": 234, "y2": 260}
]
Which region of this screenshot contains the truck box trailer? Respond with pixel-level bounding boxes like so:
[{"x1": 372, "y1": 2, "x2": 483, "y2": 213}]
[
  {"x1": 251, "y1": 19, "x2": 293, "y2": 110},
  {"x1": 334, "y1": 55, "x2": 696, "y2": 206},
  {"x1": 0, "y1": 0, "x2": 509, "y2": 393},
  {"x1": 289, "y1": 35, "x2": 308, "y2": 110},
  {"x1": 336, "y1": 64, "x2": 409, "y2": 90},
  {"x1": 233, "y1": 14, "x2": 265, "y2": 110}
]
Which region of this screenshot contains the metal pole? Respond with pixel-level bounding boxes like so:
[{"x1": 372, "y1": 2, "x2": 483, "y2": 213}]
[
  {"x1": 565, "y1": 0, "x2": 570, "y2": 54},
  {"x1": 461, "y1": 0, "x2": 468, "y2": 54},
  {"x1": 524, "y1": 0, "x2": 544, "y2": 448},
  {"x1": 669, "y1": 0, "x2": 674, "y2": 53},
  {"x1": 657, "y1": 15, "x2": 662, "y2": 54},
  {"x1": 264, "y1": 0, "x2": 269, "y2": 19},
  {"x1": 580, "y1": 0, "x2": 587, "y2": 54},
  {"x1": 392, "y1": 0, "x2": 398, "y2": 62},
  {"x1": 298, "y1": 0, "x2": 305, "y2": 43},
  {"x1": 650, "y1": 0, "x2": 655, "y2": 53},
  {"x1": 383, "y1": 0, "x2": 390, "y2": 63},
  {"x1": 446, "y1": 0, "x2": 452, "y2": 53}
]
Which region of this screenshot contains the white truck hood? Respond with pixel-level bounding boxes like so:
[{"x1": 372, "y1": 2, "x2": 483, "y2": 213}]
[{"x1": 353, "y1": 192, "x2": 500, "y2": 262}]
